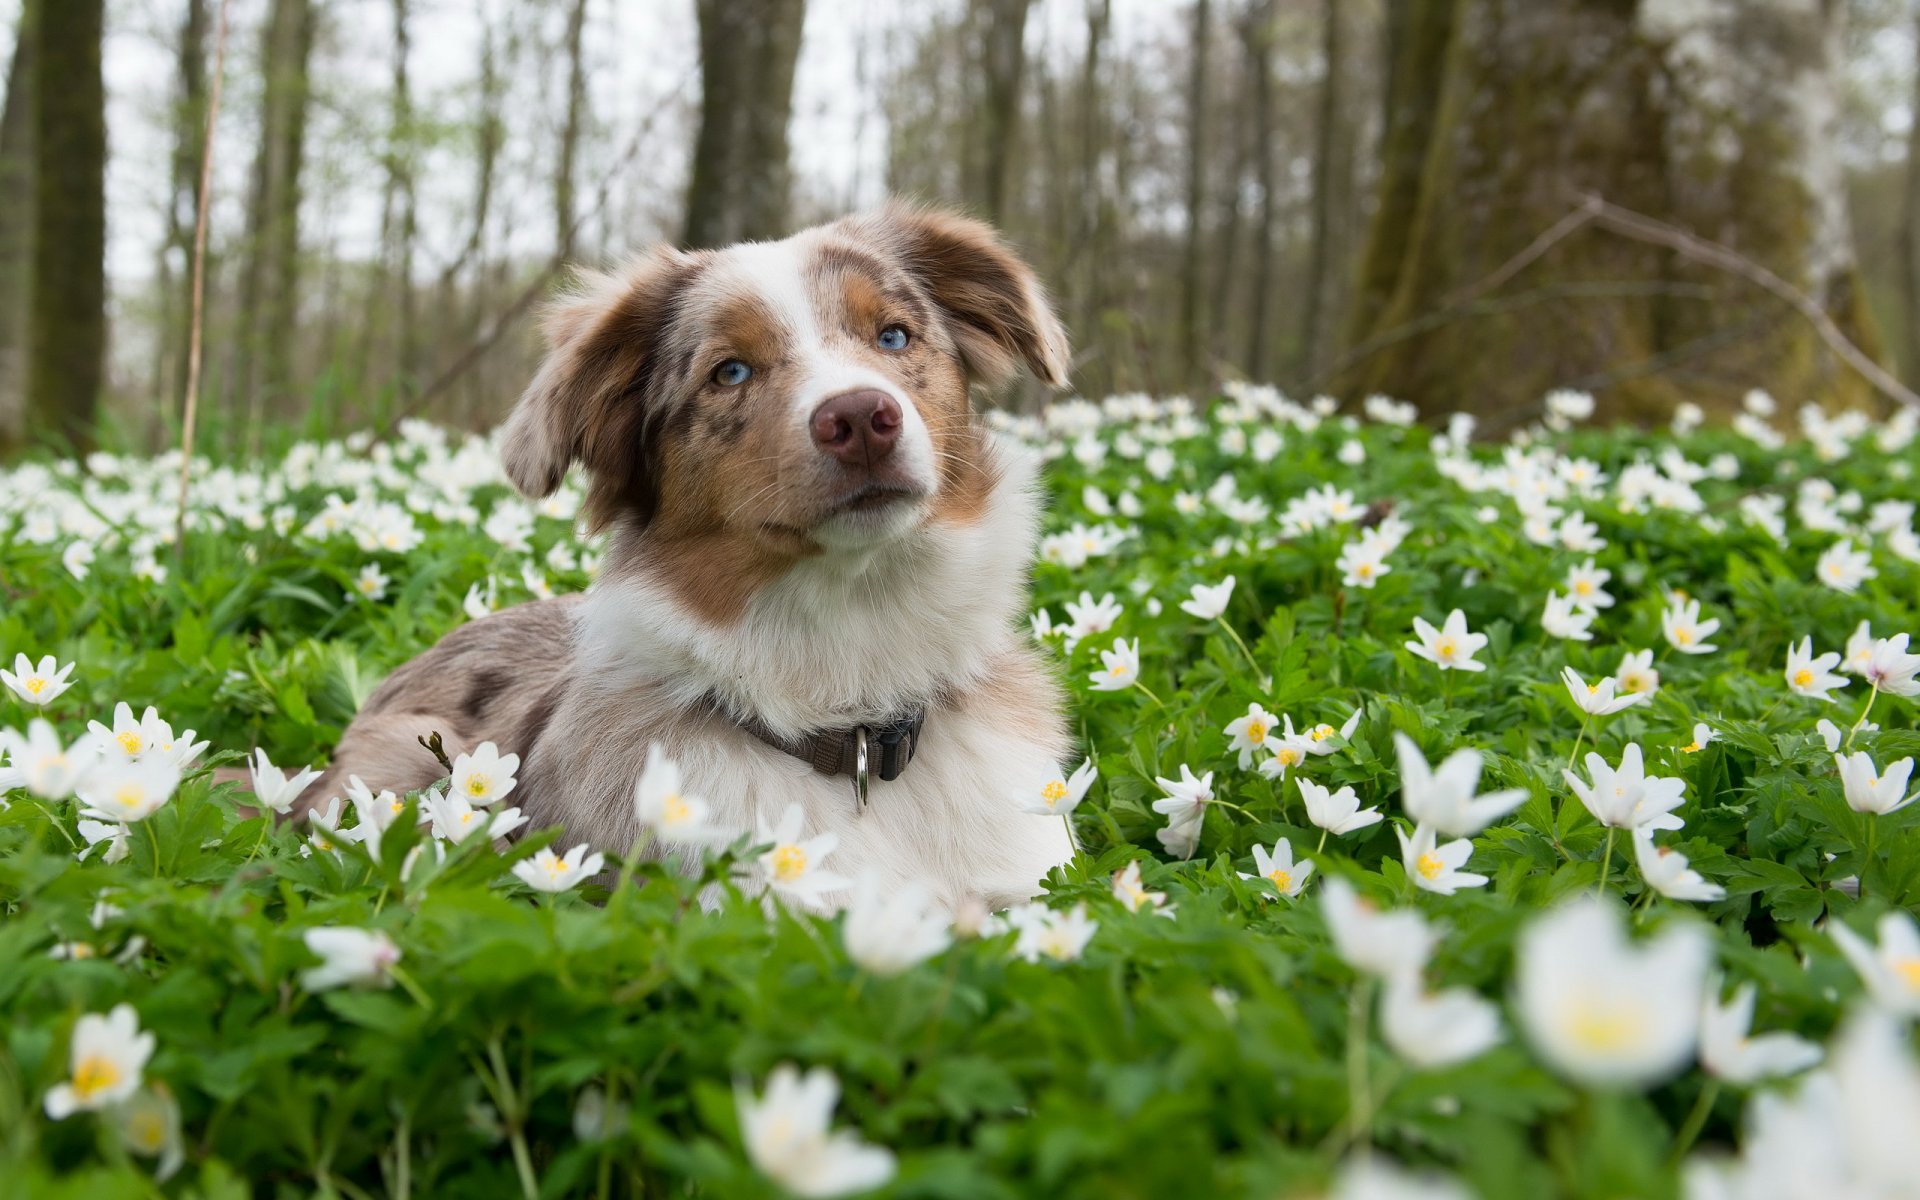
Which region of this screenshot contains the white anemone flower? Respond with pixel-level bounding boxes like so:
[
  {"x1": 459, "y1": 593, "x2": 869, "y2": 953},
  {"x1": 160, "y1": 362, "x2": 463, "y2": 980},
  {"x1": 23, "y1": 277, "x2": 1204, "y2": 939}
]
[
  {"x1": 1614, "y1": 649, "x2": 1661, "y2": 697},
  {"x1": 1661, "y1": 597, "x2": 1721, "y2": 655},
  {"x1": 1862, "y1": 633, "x2": 1920, "y2": 697},
  {"x1": 1008, "y1": 902, "x2": 1099, "y2": 962},
  {"x1": 1564, "y1": 559, "x2": 1614, "y2": 610},
  {"x1": 513, "y1": 843, "x2": 605, "y2": 893},
  {"x1": 755, "y1": 803, "x2": 852, "y2": 907},
  {"x1": 1827, "y1": 911, "x2": 1920, "y2": 1017},
  {"x1": 1405, "y1": 609, "x2": 1489, "y2": 672},
  {"x1": 842, "y1": 877, "x2": 952, "y2": 974},
  {"x1": 1397, "y1": 823, "x2": 1487, "y2": 895},
  {"x1": 1299, "y1": 777, "x2": 1384, "y2": 837},
  {"x1": 1516, "y1": 899, "x2": 1711, "y2": 1087},
  {"x1": 1632, "y1": 827, "x2": 1725, "y2": 903},
  {"x1": 75, "y1": 758, "x2": 181, "y2": 824},
  {"x1": 1700, "y1": 980, "x2": 1821, "y2": 1085},
  {"x1": 1815, "y1": 538, "x2": 1877, "y2": 593},
  {"x1": 1562, "y1": 666, "x2": 1651, "y2": 717},
  {"x1": 1541, "y1": 592, "x2": 1596, "y2": 641},
  {"x1": 1239, "y1": 838, "x2": 1313, "y2": 899},
  {"x1": 1564, "y1": 743, "x2": 1686, "y2": 831},
  {"x1": 247, "y1": 748, "x2": 323, "y2": 815},
  {"x1": 1178, "y1": 575, "x2": 1236, "y2": 620},
  {"x1": 1380, "y1": 976, "x2": 1503, "y2": 1070},
  {"x1": 1320, "y1": 877, "x2": 1438, "y2": 979},
  {"x1": 301, "y1": 927, "x2": 401, "y2": 990},
  {"x1": 2, "y1": 720, "x2": 98, "y2": 800},
  {"x1": 43, "y1": 1004, "x2": 155, "y2": 1119},
  {"x1": 449, "y1": 741, "x2": 519, "y2": 807},
  {"x1": 1088, "y1": 637, "x2": 1141, "y2": 691},
  {"x1": 1832, "y1": 751, "x2": 1917, "y2": 816},
  {"x1": 1393, "y1": 733, "x2": 1526, "y2": 837},
  {"x1": 736, "y1": 1065, "x2": 896, "y2": 1199},
  {"x1": 1223, "y1": 703, "x2": 1280, "y2": 769},
  {"x1": 1112, "y1": 860, "x2": 1176, "y2": 914},
  {"x1": 1783, "y1": 637, "x2": 1849, "y2": 701},
  {"x1": 2, "y1": 653, "x2": 76, "y2": 706},
  {"x1": 633, "y1": 746, "x2": 732, "y2": 847},
  {"x1": 1015, "y1": 757, "x2": 1098, "y2": 816}
]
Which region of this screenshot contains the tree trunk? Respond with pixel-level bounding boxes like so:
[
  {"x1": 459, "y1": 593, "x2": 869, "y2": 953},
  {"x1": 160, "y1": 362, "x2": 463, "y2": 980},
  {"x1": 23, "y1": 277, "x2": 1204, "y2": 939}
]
[
  {"x1": 235, "y1": 0, "x2": 315, "y2": 440},
  {"x1": 554, "y1": 0, "x2": 589, "y2": 259},
  {"x1": 375, "y1": 0, "x2": 418, "y2": 395},
  {"x1": 684, "y1": 0, "x2": 807, "y2": 248},
  {"x1": 1241, "y1": 0, "x2": 1278, "y2": 382},
  {"x1": 1179, "y1": 0, "x2": 1209, "y2": 388},
  {"x1": 1902, "y1": 1, "x2": 1920, "y2": 384},
  {"x1": 1342, "y1": 0, "x2": 1884, "y2": 421},
  {"x1": 1297, "y1": 0, "x2": 1345, "y2": 380},
  {"x1": 25, "y1": 0, "x2": 106, "y2": 455},
  {"x1": 154, "y1": 0, "x2": 207, "y2": 436},
  {"x1": 964, "y1": 0, "x2": 1033, "y2": 224},
  {"x1": 0, "y1": 12, "x2": 36, "y2": 455}
]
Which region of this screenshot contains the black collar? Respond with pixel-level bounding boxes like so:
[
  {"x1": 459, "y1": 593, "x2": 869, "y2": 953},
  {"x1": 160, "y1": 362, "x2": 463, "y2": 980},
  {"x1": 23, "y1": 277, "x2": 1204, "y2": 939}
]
[{"x1": 719, "y1": 702, "x2": 927, "y2": 809}]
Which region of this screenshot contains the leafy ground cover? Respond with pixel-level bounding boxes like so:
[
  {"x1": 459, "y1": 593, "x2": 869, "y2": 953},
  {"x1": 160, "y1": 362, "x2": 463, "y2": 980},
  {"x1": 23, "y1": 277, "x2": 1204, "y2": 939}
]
[{"x1": 3, "y1": 389, "x2": 1919, "y2": 1199}]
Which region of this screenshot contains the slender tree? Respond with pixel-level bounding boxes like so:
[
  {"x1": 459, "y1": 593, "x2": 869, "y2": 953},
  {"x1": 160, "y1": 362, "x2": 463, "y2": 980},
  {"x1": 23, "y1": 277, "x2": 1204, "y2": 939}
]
[
  {"x1": 1296, "y1": 0, "x2": 1344, "y2": 379},
  {"x1": 25, "y1": 0, "x2": 106, "y2": 454},
  {"x1": 1240, "y1": 0, "x2": 1278, "y2": 382},
  {"x1": 154, "y1": 0, "x2": 208, "y2": 416},
  {"x1": 554, "y1": 0, "x2": 590, "y2": 259},
  {"x1": 1179, "y1": 0, "x2": 1210, "y2": 387},
  {"x1": 0, "y1": 11, "x2": 36, "y2": 453},
  {"x1": 1903, "y1": 0, "x2": 1920, "y2": 382},
  {"x1": 965, "y1": 0, "x2": 1034, "y2": 223},
  {"x1": 684, "y1": 0, "x2": 807, "y2": 248}
]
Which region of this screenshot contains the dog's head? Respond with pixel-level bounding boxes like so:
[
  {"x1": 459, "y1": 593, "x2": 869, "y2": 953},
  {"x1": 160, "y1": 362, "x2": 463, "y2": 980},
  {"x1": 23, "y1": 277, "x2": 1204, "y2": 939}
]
[{"x1": 500, "y1": 203, "x2": 1068, "y2": 559}]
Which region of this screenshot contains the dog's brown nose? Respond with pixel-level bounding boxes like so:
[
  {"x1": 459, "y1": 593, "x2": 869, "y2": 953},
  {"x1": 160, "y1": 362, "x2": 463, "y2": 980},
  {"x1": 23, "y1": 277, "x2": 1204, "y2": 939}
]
[{"x1": 811, "y1": 390, "x2": 902, "y2": 466}]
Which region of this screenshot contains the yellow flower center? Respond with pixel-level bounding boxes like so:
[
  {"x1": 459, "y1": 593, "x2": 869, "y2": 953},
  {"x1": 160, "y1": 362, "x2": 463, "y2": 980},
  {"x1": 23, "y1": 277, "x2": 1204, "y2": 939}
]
[
  {"x1": 464, "y1": 774, "x2": 490, "y2": 798},
  {"x1": 1587, "y1": 684, "x2": 1601, "y2": 695},
  {"x1": 1435, "y1": 637, "x2": 1458, "y2": 660},
  {"x1": 1675, "y1": 628, "x2": 1695, "y2": 645},
  {"x1": 459, "y1": 811, "x2": 475, "y2": 825},
  {"x1": 1894, "y1": 959, "x2": 1920, "y2": 992},
  {"x1": 1416, "y1": 852, "x2": 1444, "y2": 880},
  {"x1": 662, "y1": 793, "x2": 692, "y2": 824},
  {"x1": 68, "y1": 943, "x2": 96, "y2": 959},
  {"x1": 1245, "y1": 721, "x2": 1268, "y2": 743},
  {"x1": 1565, "y1": 1003, "x2": 1642, "y2": 1052},
  {"x1": 1312, "y1": 725, "x2": 1335, "y2": 742},
  {"x1": 126, "y1": 1110, "x2": 167, "y2": 1152},
  {"x1": 115, "y1": 783, "x2": 146, "y2": 810},
  {"x1": 1574, "y1": 580, "x2": 1593, "y2": 596},
  {"x1": 1109, "y1": 663, "x2": 1127, "y2": 676},
  {"x1": 1793, "y1": 669, "x2": 1814, "y2": 687},
  {"x1": 544, "y1": 856, "x2": 569, "y2": 877},
  {"x1": 72, "y1": 1054, "x2": 122, "y2": 1101},
  {"x1": 117, "y1": 731, "x2": 143, "y2": 755},
  {"x1": 771, "y1": 844, "x2": 808, "y2": 882},
  {"x1": 1683, "y1": 741, "x2": 1703, "y2": 753},
  {"x1": 1266, "y1": 869, "x2": 1292, "y2": 892},
  {"x1": 390, "y1": 798, "x2": 406, "y2": 815},
  {"x1": 1356, "y1": 563, "x2": 1374, "y2": 578},
  {"x1": 1041, "y1": 780, "x2": 1068, "y2": 804},
  {"x1": 26, "y1": 675, "x2": 47, "y2": 694},
  {"x1": 1277, "y1": 747, "x2": 1302, "y2": 767}
]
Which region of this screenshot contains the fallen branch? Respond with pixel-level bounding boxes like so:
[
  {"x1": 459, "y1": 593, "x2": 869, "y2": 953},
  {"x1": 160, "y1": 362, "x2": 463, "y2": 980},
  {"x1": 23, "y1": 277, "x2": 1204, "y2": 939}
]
[{"x1": 1575, "y1": 191, "x2": 1920, "y2": 413}]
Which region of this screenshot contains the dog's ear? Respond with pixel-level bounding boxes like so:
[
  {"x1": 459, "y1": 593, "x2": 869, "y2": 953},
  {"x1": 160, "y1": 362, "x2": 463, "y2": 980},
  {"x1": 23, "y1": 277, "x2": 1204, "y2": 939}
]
[
  {"x1": 499, "y1": 248, "x2": 696, "y2": 508},
  {"x1": 866, "y1": 201, "x2": 1070, "y2": 389}
]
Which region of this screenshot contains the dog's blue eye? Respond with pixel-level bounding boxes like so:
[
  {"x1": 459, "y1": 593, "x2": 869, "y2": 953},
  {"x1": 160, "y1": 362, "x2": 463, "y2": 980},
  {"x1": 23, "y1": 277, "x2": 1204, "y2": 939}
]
[
  {"x1": 712, "y1": 359, "x2": 752, "y2": 387},
  {"x1": 877, "y1": 325, "x2": 910, "y2": 351}
]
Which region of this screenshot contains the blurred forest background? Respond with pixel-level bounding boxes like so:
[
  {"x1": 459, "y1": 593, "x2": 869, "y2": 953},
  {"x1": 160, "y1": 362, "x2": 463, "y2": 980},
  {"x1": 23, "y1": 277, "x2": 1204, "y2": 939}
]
[{"x1": 3, "y1": 0, "x2": 1920, "y2": 460}]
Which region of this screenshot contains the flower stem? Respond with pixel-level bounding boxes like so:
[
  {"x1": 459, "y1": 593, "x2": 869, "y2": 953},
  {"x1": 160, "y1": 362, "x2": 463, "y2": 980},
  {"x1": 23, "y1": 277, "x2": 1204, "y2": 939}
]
[
  {"x1": 1217, "y1": 619, "x2": 1265, "y2": 683},
  {"x1": 1667, "y1": 1079, "x2": 1721, "y2": 1166},
  {"x1": 485, "y1": 1037, "x2": 541, "y2": 1200},
  {"x1": 1566, "y1": 714, "x2": 1593, "y2": 770},
  {"x1": 1133, "y1": 680, "x2": 1167, "y2": 709},
  {"x1": 1595, "y1": 826, "x2": 1616, "y2": 898},
  {"x1": 1862, "y1": 817, "x2": 1877, "y2": 901},
  {"x1": 1843, "y1": 684, "x2": 1880, "y2": 750},
  {"x1": 1316, "y1": 828, "x2": 1329, "y2": 855},
  {"x1": 1345, "y1": 979, "x2": 1374, "y2": 1150}
]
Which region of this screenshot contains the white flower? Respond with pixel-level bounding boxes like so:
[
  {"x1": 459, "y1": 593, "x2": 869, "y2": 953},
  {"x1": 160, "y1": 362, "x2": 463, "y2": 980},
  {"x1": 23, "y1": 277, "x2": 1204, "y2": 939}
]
[
  {"x1": 1784, "y1": 637, "x2": 1849, "y2": 701},
  {"x1": 1833, "y1": 751, "x2": 1916, "y2": 816},
  {"x1": 1614, "y1": 649, "x2": 1660, "y2": 697},
  {"x1": 1827, "y1": 911, "x2": 1920, "y2": 1017},
  {"x1": 1662, "y1": 597, "x2": 1721, "y2": 655},
  {"x1": 1564, "y1": 559, "x2": 1614, "y2": 610},
  {"x1": 842, "y1": 877, "x2": 952, "y2": 974},
  {"x1": 1239, "y1": 838, "x2": 1313, "y2": 899},
  {"x1": 1302, "y1": 710, "x2": 1363, "y2": 755},
  {"x1": 1541, "y1": 592, "x2": 1596, "y2": 641},
  {"x1": 1179, "y1": 576, "x2": 1235, "y2": 620},
  {"x1": 1816, "y1": 538, "x2": 1876, "y2": 594},
  {"x1": 736, "y1": 1065, "x2": 896, "y2": 1199},
  {"x1": 1405, "y1": 609, "x2": 1489, "y2": 672},
  {"x1": 63, "y1": 541, "x2": 95, "y2": 579},
  {"x1": 462, "y1": 579, "x2": 497, "y2": 620},
  {"x1": 1562, "y1": 666, "x2": 1651, "y2": 717},
  {"x1": 1862, "y1": 633, "x2": 1920, "y2": 697},
  {"x1": 2, "y1": 720, "x2": 98, "y2": 799},
  {"x1": 1255, "y1": 716, "x2": 1313, "y2": 781},
  {"x1": 1393, "y1": 732, "x2": 1525, "y2": 837},
  {"x1": 1700, "y1": 981, "x2": 1821, "y2": 1085},
  {"x1": 87, "y1": 703, "x2": 205, "y2": 769},
  {"x1": 1015, "y1": 757, "x2": 1097, "y2": 816},
  {"x1": 300, "y1": 927, "x2": 401, "y2": 990},
  {"x1": 1516, "y1": 899, "x2": 1711, "y2": 1087},
  {"x1": 1062, "y1": 591, "x2": 1124, "y2": 642},
  {"x1": 1331, "y1": 1158, "x2": 1472, "y2": 1200},
  {"x1": 75, "y1": 758, "x2": 181, "y2": 823},
  {"x1": 1397, "y1": 823, "x2": 1487, "y2": 895},
  {"x1": 1564, "y1": 743, "x2": 1686, "y2": 831},
  {"x1": 1151, "y1": 765, "x2": 1214, "y2": 859},
  {"x1": 1299, "y1": 777, "x2": 1384, "y2": 836},
  {"x1": 449, "y1": 741, "x2": 519, "y2": 807},
  {"x1": 633, "y1": 746, "x2": 731, "y2": 846},
  {"x1": 2, "y1": 653, "x2": 76, "y2": 706},
  {"x1": 349, "y1": 562, "x2": 390, "y2": 602},
  {"x1": 1842, "y1": 620, "x2": 1878, "y2": 676},
  {"x1": 1088, "y1": 637, "x2": 1141, "y2": 691},
  {"x1": 76, "y1": 818, "x2": 129, "y2": 863},
  {"x1": 423, "y1": 788, "x2": 526, "y2": 842},
  {"x1": 111, "y1": 1084, "x2": 185, "y2": 1180},
  {"x1": 1223, "y1": 703, "x2": 1279, "y2": 769},
  {"x1": 43, "y1": 1004, "x2": 155, "y2": 1119},
  {"x1": 247, "y1": 748, "x2": 322, "y2": 815},
  {"x1": 1112, "y1": 860, "x2": 1175, "y2": 913},
  {"x1": 1009, "y1": 902, "x2": 1099, "y2": 963},
  {"x1": 1320, "y1": 877, "x2": 1438, "y2": 980},
  {"x1": 1632, "y1": 827, "x2": 1725, "y2": 903},
  {"x1": 1381, "y1": 976, "x2": 1503, "y2": 1070},
  {"x1": 1337, "y1": 540, "x2": 1391, "y2": 589},
  {"x1": 513, "y1": 843, "x2": 605, "y2": 893},
  {"x1": 756, "y1": 803, "x2": 852, "y2": 907}
]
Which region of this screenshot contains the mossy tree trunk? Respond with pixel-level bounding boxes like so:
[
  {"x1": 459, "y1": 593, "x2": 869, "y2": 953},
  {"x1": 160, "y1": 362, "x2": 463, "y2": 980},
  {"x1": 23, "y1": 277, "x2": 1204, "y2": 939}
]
[
  {"x1": 684, "y1": 0, "x2": 807, "y2": 249},
  {"x1": 1342, "y1": 0, "x2": 1884, "y2": 423},
  {"x1": 25, "y1": 0, "x2": 106, "y2": 455},
  {"x1": 963, "y1": 0, "x2": 1034, "y2": 226}
]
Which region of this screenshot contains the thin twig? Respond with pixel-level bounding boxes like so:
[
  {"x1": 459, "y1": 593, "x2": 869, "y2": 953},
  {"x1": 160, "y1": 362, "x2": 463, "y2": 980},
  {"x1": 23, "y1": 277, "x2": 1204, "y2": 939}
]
[
  {"x1": 173, "y1": 0, "x2": 233, "y2": 551},
  {"x1": 1443, "y1": 194, "x2": 1602, "y2": 307},
  {"x1": 1576, "y1": 190, "x2": 1920, "y2": 412}
]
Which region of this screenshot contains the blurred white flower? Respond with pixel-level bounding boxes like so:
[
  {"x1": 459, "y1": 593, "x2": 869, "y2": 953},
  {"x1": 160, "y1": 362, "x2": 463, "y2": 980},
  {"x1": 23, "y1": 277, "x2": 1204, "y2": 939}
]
[
  {"x1": 1014, "y1": 756, "x2": 1097, "y2": 817},
  {"x1": 247, "y1": 748, "x2": 322, "y2": 815},
  {"x1": 1564, "y1": 743, "x2": 1686, "y2": 831},
  {"x1": 110, "y1": 1084, "x2": 185, "y2": 1180},
  {"x1": 1632, "y1": 827, "x2": 1724, "y2": 903},
  {"x1": 633, "y1": 746, "x2": 731, "y2": 847},
  {"x1": 1565, "y1": 559, "x2": 1614, "y2": 610},
  {"x1": 1009, "y1": 902, "x2": 1098, "y2": 963},
  {"x1": 1700, "y1": 980, "x2": 1821, "y2": 1085},
  {"x1": 1381, "y1": 975, "x2": 1503, "y2": 1070},
  {"x1": 1394, "y1": 733, "x2": 1525, "y2": 837},
  {"x1": 1815, "y1": 539, "x2": 1876, "y2": 594},
  {"x1": 1662, "y1": 597, "x2": 1721, "y2": 655},
  {"x1": 1827, "y1": 911, "x2": 1920, "y2": 1017},
  {"x1": 1112, "y1": 860, "x2": 1176, "y2": 914},
  {"x1": 1178, "y1": 575, "x2": 1235, "y2": 620},
  {"x1": 76, "y1": 758, "x2": 181, "y2": 824},
  {"x1": 301, "y1": 927, "x2": 401, "y2": 990},
  {"x1": 755, "y1": 803, "x2": 851, "y2": 907},
  {"x1": 1614, "y1": 648, "x2": 1660, "y2": 697},
  {"x1": 1088, "y1": 637, "x2": 1141, "y2": 691},
  {"x1": 843, "y1": 877, "x2": 952, "y2": 974},
  {"x1": 349, "y1": 562, "x2": 390, "y2": 602},
  {"x1": 736, "y1": 1065, "x2": 895, "y2": 1199},
  {"x1": 1541, "y1": 592, "x2": 1596, "y2": 641},
  {"x1": 1, "y1": 653, "x2": 76, "y2": 706},
  {"x1": 513, "y1": 843, "x2": 605, "y2": 893},
  {"x1": 2, "y1": 720, "x2": 97, "y2": 800},
  {"x1": 43, "y1": 1004, "x2": 155, "y2": 1119},
  {"x1": 1833, "y1": 751, "x2": 1916, "y2": 816}
]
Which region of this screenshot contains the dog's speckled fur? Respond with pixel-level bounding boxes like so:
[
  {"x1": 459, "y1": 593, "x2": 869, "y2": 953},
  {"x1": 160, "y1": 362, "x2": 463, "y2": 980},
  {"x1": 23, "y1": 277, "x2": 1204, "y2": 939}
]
[{"x1": 300, "y1": 203, "x2": 1077, "y2": 911}]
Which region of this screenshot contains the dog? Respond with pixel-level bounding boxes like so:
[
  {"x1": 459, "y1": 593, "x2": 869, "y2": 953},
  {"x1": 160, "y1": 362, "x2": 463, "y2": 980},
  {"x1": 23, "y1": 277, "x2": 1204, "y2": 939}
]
[{"x1": 300, "y1": 203, "x2": 1078, "y2": 912}]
